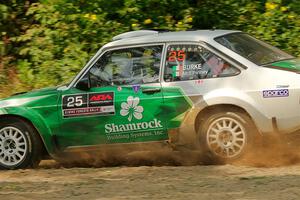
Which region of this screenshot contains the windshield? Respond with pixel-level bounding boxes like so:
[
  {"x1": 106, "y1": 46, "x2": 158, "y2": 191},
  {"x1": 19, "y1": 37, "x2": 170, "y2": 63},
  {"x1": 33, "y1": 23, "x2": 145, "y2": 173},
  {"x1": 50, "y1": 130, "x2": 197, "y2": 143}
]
[{"x1": 215, "y1": 33, "x2": 294, "y2": 65}]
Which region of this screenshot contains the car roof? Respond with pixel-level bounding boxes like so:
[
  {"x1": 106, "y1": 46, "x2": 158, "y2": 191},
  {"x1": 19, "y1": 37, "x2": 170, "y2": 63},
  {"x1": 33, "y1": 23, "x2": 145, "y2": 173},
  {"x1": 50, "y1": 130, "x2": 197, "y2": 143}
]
[{"x1": 103, "y1": 29, "x2": 241, "y2": 48}]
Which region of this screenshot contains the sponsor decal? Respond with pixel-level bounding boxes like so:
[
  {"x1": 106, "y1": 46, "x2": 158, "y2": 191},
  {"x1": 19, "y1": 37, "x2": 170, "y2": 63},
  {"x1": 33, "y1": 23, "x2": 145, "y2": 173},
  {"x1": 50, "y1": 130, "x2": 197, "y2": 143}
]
[
  {"x1": 120, "y1": 96, "x2": 143, "y2": 122},
  {"x1": 89, "y1": 92, "x2": 113, "y2": 107},
  {"x1": 62, "y1": 92, "x2": 115, "y2": 118},
  {"x1": 132, "y1": 85, "x2": 140, "y2": 93},
  {"x1": 105, "y1": 119, "x2": 163, "y2": 134},
  {"x1": 117, "y1": 86, "x2": 122, "y2": 91},
  {"x1": 263, "y1": 89, "x2": 289, "y2": 98},
  {"x1": 107, "y1": 130, "x2": 165, "y2": 141},
  {"x1": 105, "y1": 96, "x2": 164, "y2": 134},
  {"x1": 276, "y1": 85, "x2": 289, "y2": 88}
]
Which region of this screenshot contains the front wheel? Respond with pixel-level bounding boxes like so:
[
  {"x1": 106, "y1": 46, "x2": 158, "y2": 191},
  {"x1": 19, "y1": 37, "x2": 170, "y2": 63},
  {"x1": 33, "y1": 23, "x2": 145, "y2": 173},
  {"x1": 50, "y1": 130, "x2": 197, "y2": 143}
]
[
  {"x1": 0, "y1": 120, "x2": 42, "y2": 169},
  {"x1": 198, "y1": 109, "x2": 257, "y2": 163}
]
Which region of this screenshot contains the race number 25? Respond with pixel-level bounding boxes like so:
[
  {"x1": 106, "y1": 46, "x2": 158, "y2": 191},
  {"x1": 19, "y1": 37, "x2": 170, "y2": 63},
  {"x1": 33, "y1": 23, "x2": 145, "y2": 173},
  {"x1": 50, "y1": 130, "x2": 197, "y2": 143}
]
[{"x1": 62, "y1": 94, "x2": 87, "y2": 109}]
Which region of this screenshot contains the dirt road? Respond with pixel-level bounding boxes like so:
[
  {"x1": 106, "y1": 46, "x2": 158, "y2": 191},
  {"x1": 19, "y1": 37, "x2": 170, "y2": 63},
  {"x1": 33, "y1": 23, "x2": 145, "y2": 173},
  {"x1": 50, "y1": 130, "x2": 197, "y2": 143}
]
[
  {"x1": 1, "y1": 159, "x2": 300, "y2": 200},
  {"x1": 2, "y1": 136, "x2": 300, "y2": 200}
]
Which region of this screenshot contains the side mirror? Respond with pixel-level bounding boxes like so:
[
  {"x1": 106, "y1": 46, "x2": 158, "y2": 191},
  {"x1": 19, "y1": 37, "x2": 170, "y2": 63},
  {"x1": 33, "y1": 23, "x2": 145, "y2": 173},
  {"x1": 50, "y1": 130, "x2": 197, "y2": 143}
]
[{"x1": 75, "y1": 77, "x2": 90, "y2": 91}]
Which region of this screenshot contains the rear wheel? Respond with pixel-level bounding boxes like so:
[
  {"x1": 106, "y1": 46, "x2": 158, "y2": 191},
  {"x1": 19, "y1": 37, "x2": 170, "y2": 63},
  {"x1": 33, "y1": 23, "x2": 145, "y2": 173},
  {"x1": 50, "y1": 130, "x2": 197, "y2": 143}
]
[
  {"x1": 198, "y1": 109, "x2": 257, "y2": 163},
  {"x1": 0, "y1": 119, "x2": 42, "y2": 169}
]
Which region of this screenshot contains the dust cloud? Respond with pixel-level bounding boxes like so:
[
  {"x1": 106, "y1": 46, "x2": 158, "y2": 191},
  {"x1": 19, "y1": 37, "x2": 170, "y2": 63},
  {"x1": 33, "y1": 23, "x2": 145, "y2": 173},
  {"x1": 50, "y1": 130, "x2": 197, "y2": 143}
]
[
  {"x1": 234, "y1": 132, "x2": 300, "y2": 167},
  {"x1": 50, "y1": 143, "x2": 205, "y2": 168},
  {"x1": 40, "y1": 131, "x2": 300, "y2": 169}
]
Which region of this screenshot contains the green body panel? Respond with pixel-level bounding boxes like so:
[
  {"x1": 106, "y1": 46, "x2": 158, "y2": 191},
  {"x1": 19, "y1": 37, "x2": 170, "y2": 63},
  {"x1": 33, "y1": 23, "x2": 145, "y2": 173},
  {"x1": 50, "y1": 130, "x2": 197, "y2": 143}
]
[
  {"x1": 0, "y1": 87, "x2": 60, "y2": 154},
  {"x1": 58, "y1": 85, "x2": 168, "y2": 147},
  {"x1": 57, "y1": 85, "x2": 192, "y2": 148},
  {"x1": 0, "y1": 85, "x2": 192, "y2": 155},
  {"x1": 268, "y1": 58, "x2": 300, "y2": 72},
  {"x1": 162, "y1": 87, "x2": 193, "y2": 128}
]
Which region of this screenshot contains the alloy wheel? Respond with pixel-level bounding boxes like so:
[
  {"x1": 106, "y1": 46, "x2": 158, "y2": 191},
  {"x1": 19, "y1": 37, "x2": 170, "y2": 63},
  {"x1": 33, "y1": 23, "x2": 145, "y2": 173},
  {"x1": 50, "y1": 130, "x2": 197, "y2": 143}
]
[
  {"x1": 206, "y1": 117, "x2": 247, "y2": 158},
  {"x1": 0, "y1": 127, "x2": 28, "y2": 167}
]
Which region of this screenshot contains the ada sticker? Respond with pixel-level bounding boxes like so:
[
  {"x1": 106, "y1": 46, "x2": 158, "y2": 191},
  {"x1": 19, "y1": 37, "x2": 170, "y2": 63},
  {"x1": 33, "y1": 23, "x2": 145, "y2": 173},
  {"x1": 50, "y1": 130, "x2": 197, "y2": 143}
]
[
  {"x1": 62, "y1": 92, "x2": 115, "y2": 118},
  {"x1": 263, "y1": 89, "x2": 289, "y2": 98},
  {"x1": 89, "y1": 92, "x2": 113, "y2": 107}
]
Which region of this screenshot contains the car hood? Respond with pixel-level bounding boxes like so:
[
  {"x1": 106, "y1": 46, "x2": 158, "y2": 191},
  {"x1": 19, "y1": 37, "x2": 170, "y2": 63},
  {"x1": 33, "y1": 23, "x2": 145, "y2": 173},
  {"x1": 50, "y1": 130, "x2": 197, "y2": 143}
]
[
  {"x1": 0, "y1": 87, "x2": 60, "y2": 108},
  {"x1": 266, "y1": 58, "x2": 300, "y2": 73}
]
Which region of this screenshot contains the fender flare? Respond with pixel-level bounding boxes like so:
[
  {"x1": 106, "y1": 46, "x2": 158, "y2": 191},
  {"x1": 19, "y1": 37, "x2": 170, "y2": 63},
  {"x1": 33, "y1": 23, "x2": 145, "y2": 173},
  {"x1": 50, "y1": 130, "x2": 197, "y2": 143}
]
[
  {"x1": 0, "y1": 107, "x2": 57, "y2": 155},
  {"x1": 196, "y1": 89, "x2": 273, "y2": 133}
]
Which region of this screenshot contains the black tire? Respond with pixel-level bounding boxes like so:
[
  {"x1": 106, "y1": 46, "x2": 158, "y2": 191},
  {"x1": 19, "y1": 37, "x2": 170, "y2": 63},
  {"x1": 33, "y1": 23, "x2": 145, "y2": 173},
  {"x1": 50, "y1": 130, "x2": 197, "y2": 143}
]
[
  {"x1": 198, "y1": 108, "x2": 258, "y2": 164},
  {"x1": 0, "y1": 119, "x2": 43, "y2": 169}
]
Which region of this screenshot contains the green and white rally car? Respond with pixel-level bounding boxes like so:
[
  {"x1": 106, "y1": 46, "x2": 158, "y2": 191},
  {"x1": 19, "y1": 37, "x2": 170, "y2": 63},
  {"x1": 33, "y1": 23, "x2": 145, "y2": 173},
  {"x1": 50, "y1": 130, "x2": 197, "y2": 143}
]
[{"x1": 1, "y1": 30, "x2": 300, "y2": 169}]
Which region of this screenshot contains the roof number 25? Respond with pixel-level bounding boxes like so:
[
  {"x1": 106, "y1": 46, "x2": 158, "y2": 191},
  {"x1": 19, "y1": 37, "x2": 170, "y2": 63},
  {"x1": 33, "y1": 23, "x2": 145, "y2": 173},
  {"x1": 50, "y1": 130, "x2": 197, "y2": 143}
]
[{"x1": 168, "y1": 50, "x2": 186, "y2": 62}]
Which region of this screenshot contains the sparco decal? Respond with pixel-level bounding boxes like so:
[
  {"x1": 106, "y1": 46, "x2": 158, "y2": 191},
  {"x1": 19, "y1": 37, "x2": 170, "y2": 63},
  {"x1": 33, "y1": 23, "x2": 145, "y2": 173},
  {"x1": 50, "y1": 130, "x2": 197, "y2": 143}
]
[
  {"x1": 263, "y1": 89, "x2": 289, "y2": 98},
  {"x1": 62, "y1": 92, "x2": 115, "y2": 118}
]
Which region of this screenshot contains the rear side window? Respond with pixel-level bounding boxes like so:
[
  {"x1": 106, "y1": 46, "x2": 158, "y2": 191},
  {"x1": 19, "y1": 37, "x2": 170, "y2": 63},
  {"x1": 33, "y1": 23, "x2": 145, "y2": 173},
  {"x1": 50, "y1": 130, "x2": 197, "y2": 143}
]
[
  {"x1": 215, "y1": 33, "x2": 293, "y2": 65},
  {"x1": 164, "y1": 44, "x2": 239, "y2": 82}
]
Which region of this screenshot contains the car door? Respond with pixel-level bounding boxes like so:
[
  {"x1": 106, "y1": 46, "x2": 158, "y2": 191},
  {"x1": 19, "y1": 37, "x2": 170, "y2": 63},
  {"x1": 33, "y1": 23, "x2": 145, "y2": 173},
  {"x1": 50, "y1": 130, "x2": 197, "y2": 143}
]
[
  {"x1": 56, "y1": 44, "x2": 168, "y2": 149},
  {"x1": 161, "y1": 43, "x2": 241, "y2": 130}
]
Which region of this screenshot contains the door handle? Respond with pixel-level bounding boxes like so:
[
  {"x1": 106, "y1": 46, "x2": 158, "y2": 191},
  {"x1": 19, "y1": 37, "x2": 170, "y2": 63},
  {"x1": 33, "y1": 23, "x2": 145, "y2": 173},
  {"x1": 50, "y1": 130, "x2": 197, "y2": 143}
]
[{"x1": 142, "y1": 88, "x2": 161, "y2": 94}]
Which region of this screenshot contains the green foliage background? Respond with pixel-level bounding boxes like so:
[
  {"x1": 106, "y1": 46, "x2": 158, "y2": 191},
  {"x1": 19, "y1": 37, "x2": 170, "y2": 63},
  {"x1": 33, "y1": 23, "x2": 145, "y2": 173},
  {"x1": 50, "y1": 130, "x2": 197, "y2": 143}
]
[{"x1": 1, "y1": 0, "x2": 300, "y2": 96}]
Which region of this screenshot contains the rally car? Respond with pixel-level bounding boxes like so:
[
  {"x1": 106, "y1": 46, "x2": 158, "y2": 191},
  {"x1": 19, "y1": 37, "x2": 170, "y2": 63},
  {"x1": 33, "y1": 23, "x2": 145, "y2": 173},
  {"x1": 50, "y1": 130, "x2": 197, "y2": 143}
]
[{"x1": 1, "y1": 29, "x2": 300, "y2": 169}]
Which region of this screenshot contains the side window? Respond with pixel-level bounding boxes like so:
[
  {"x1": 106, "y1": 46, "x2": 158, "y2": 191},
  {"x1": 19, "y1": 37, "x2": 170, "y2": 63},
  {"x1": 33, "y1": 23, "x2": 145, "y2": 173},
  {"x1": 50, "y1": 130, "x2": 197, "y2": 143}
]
[
  {"x1": 87, "y1": 45, "x2": 162, "y2": 87},
  {"x1": 164, "y1": 44, "x2": 240, "y2": 82}
]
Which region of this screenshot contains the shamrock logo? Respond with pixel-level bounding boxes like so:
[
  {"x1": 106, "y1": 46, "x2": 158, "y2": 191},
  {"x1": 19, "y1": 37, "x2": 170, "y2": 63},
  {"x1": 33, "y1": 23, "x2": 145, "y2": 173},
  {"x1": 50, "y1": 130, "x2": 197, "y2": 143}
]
[{"x1": 120, "y1": 96, "x2": 144, "y2": 122}]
